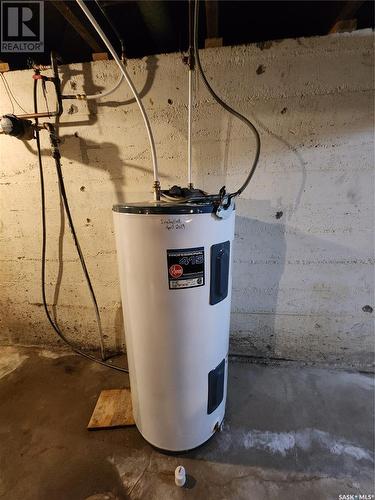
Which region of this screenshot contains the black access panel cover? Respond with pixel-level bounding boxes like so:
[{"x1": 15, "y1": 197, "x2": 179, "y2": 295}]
[
  {"x1": 210, "y1": 241, "x2": 230, "y2": 305},
  {"x1": 207, "y1": 358, "x2": 226, "y2": 414}
]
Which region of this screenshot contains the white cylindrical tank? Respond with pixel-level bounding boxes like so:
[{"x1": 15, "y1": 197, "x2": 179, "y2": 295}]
[{"x1": 113, "y1": 201, "x2": 235, "y2": 451}]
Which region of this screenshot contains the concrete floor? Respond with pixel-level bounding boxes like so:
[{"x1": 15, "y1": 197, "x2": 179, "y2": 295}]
[{"x1": 0, "y1": 346, "x2": 373, "y2": 500}]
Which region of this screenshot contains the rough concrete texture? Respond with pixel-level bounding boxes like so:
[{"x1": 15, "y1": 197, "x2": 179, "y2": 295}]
[
  {"x1": 0, "y1": 346, "x2": 373, "y2": 500},
  {"x1": 0, "y1": 30, "x2": 374, "y2": 369}
]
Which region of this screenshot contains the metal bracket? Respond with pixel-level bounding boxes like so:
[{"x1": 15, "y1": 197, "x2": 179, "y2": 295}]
[{"x1": 215, "y1": 196, "x2": 235, "y2": 219}]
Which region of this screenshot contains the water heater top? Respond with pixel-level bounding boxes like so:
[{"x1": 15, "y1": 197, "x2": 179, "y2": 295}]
[{"x1": 112, "y1": 200, "x2": 217, "y2": 215}]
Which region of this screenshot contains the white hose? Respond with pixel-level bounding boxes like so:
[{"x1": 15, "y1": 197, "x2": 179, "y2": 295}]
[
  {"x1": 85, "y1": 74, "x2": 124, "y2": 100},
  {"x1": 76, "y1": 0, "x2": 160, "y2": 195}
]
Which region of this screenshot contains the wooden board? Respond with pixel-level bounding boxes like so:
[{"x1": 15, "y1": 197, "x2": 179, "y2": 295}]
[
  {"x1": 92, "y1": 52, "x2": 109, "y2": 61},
  {"x1": 0, "y1": 62, "x2": 10, "y2": 73},
  {"x1": 205, "y1": 37, "x2": 223, "y2": 48},
  {"x1": 88, "y1": 388, "x2": 135, "y2": 430}
]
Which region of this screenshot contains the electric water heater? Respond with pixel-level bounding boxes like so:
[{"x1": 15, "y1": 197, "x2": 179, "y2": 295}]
[{"x1": 113, "y1": 200, "x2": 235, "y2": 451}]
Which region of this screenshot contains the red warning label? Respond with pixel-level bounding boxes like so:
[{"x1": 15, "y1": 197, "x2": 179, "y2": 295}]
[{"x1": 169, "y1": 264, "x2": 183, "y2": 279}]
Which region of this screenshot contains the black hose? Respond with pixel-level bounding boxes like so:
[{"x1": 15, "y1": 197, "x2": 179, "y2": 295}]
[
  {"x1": 34, "y1": 79, "x2": 128, "y2": 373},
  {"x1": 45, "y1": 123, "x2": 106, "y2": 361},
  {"x1": 193, "y1": 0, "x2": 260, "y2": 200}
]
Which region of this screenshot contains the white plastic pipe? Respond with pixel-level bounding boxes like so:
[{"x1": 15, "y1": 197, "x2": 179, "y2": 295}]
[
  {"x1": 85, "y1": 74, "x2": 124, "y2": 100},
  {"x1": 76, "y1": 0, "x2": 160, "y2": 197},
  {"x1": 187, "y1": 69, "x2": 193, "y2": 188}
]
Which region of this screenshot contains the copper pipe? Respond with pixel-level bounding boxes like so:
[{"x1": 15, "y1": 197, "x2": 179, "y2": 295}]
[{"x1": 15, "y1": 111, "x2": 59, "y2": 119}]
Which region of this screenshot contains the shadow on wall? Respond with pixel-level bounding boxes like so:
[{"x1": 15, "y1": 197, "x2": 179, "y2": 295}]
[
  {"x1": 232, "y1": 208, "x2": 286, "y2": 360},
  {"x1": 59, "y1": 135, "x2": 154, "y2": 204},
  {"x1": 57, "y1": 56, "x2": 159, "y2": 127},
  {"x1": 231, "y1": 197, "x2": 374, "y2": 367},
  {"x1": 224, "y1": 111, "x2": 306, "y2": 360},
  {"x1": 27, "y1": 58, "x2": 159, "y2": 354},
  {"x1": 57, "y1": 55, "x2": 167, "y2": 205}
]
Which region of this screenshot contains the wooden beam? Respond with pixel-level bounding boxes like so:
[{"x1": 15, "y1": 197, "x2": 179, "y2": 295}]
[{"x1": 51, "y1": 0, "x2": 103, "y2": 53}]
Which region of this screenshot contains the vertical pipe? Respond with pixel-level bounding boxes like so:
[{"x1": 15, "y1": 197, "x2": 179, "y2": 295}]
[
  {"x1": 187, "y1": 0, "x2": 195, "y2": 189},
  {"x1": 187, "y1": 68, "x2": 193, "y2": 189}
]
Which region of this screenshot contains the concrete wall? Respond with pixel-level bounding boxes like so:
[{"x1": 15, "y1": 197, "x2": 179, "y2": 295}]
[{"x1": 0, "y1": 30, "x2": 373, "y2": 369}]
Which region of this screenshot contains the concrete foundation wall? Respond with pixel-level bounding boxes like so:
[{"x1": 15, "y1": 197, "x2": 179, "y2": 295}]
[{"x1": 0, "y1": 30, "x2": 374, "y2": 369}]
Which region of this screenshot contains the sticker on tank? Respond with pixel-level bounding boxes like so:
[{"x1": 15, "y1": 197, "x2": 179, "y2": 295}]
[{"x1": 167, "y1": 247, "x2": 205, "y2": 290}]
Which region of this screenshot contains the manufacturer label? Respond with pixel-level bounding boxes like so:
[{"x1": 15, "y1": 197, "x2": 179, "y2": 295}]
[{"x1": 167, "y1": 247, "x2": 205, "y2": 290}]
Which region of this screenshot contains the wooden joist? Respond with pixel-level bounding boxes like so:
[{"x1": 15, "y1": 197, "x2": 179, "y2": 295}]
[{"x1": 51, "y1": 1, "x2": 103, "y2": 53}]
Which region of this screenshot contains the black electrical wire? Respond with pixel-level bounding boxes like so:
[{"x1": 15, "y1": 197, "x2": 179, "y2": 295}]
[
  {"x1": 0, "y1": 72, "x2": 28, "y2": 114},
  {"x1": 34, "y1": 78, "x2": 128, "y2": 373},
  {"x1": 0, "y1": 73, "x2": 15, "y2": 114},
  {"x1": 193, "y1": 0, "x2": 260, "y2": 200}
]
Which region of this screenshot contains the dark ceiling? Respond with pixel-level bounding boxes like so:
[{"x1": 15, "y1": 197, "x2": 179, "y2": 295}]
[{"x1": 0, "y1": 0, "x2": 373, "y2": 70}]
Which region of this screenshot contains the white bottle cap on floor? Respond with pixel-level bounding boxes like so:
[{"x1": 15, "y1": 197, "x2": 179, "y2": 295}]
[{"x1": 175, "y1": 465, "x2": 186, "y2": 487}]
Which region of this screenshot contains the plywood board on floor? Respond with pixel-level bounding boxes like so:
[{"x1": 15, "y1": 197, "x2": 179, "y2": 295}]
[{"x1": 88, "y1": 388, "x2": 135, "y2": 429}]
